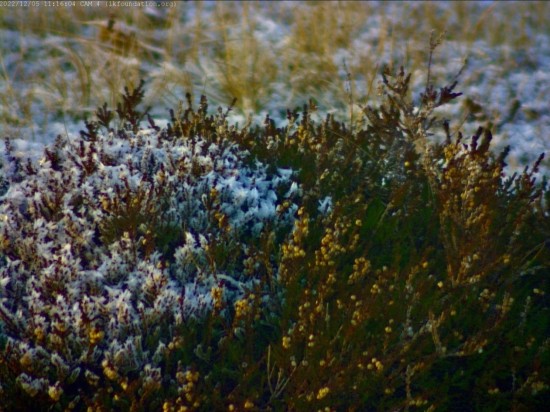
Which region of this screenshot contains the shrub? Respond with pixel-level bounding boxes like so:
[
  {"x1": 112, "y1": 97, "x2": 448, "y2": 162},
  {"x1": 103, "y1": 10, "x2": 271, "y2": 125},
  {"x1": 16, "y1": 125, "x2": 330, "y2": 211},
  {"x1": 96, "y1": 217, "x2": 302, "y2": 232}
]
[
  {"x1": 0, "y1": 66, "x2": 548, "y2": 411},
  {"x1": 268, "y1": 67, "x2": 549, "y2": 411},
  {"x1": 0, "y1": 82, "x2": 298, "y2": 411}
]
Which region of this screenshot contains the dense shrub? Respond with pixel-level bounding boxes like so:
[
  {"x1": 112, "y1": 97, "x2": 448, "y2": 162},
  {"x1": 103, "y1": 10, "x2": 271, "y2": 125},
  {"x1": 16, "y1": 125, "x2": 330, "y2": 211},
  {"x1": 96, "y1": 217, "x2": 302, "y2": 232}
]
[
  {"x1": 0, "y1": 83, "x2": 299, "y2": 410},
  {"x1": 0, "y1": 67, "x2": 548, "y2": 411}
]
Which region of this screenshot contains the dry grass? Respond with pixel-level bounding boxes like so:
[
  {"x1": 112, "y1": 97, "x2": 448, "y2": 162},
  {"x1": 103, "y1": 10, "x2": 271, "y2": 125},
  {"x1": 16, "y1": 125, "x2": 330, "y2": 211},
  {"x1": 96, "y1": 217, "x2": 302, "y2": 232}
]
[{"x1": 1, "y1": 2, "x2": 548, "y2": 128}]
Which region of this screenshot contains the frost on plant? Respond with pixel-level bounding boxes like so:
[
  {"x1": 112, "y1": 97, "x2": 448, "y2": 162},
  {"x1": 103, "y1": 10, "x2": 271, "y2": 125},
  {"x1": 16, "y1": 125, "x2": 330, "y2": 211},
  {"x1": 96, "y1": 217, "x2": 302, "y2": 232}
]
[{"x1": 0, "y1": 87, "x2": 299, "y2": 405}]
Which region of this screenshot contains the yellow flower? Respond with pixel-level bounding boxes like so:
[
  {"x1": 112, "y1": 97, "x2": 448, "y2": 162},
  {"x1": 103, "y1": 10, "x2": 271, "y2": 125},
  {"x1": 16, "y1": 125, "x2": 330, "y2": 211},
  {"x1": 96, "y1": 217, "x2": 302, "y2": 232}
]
[
  {"x1": 185, "y1": 370, "x2": 200, "y2": 382},
  {"x1": 234, "y1": 299, "x2": 249, "y2": 318},
  {"x1": 20, "y1": 353, "x2": 32, "y2": 368},
  {"x1": 48, "y1": 384, "x2": 63, "y2": 402},
  {"x1": 89, "y1": 328, "x2": 104, "y2": 345},
  {"x1": 34, "y1": 327, "x2": 45, "y2": 341},
  {"x1": 282, "y1": 336, "x2": 291, "y2": 349},
  {"x1": 244, "y1": 399, "x2": 254, "y2": 409},
  {"x1": 102, "y1": 360, "x2": 118, "y2": 381},
  {"x1": 316, "y1": 386, "x2": 330, "y2": 400},
  {"x1": 211, "y1": 286, "x2": 224, "y2": 310}
]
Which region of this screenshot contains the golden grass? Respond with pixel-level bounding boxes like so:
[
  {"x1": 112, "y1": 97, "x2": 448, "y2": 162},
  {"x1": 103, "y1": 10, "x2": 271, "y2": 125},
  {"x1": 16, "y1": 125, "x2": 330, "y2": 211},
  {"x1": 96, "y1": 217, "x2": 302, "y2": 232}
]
[{"x1": 0, "y1": 1, "x2": 549, "y2": 148}]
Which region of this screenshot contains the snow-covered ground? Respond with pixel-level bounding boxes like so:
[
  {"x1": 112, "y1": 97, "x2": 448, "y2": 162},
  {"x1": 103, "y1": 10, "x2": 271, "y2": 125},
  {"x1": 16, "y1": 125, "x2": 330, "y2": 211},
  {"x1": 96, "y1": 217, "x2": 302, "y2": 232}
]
[{"x1": 0, "y1": 1, "x2": 548, "y2": 174}]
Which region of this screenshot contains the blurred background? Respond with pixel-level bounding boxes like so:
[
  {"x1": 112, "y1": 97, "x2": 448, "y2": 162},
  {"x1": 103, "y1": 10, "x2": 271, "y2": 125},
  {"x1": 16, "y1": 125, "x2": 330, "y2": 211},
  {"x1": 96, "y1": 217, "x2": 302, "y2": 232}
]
[{"x1": 1, "y1": 1, "x2": 548, "y2": 172}]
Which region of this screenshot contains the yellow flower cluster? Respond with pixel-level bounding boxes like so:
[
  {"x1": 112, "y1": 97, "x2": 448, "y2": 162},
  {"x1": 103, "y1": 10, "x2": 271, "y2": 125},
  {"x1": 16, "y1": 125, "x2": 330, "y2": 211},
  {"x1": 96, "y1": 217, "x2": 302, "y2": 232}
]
[
  {"x1": 367, "y1": 357, "x2": 383, "y2": 372},
  {"x1": 315, "y1": 229, "x2": 341, "y2": 267},
  {"x1": 217, "y1": 210, "x2": 230, "y2": 230},
  {"x1": 211, "y1": 286, "x2": 224, "y2": 310},
  {"x1": 281, "y1": 243, "x2": 306, "y2": 259},
  {"x1": 89, "y1": 328, "x2": 104, "y2": 345},
  {"x1": 102, "y1": 359, "x2": 119, "y2": 381},
  {"x1": 48, "y1": 383, "x2": 63, "y2": 402},
  {"x1": 276, "y1": 199, "x2": 293, "y2": 215},
  {"x1": 166, "y1": 370, "x2": 201, "y2": 410},
  {"x1": 282, "y1": 336, "x2": 291, "y2": 349},
  {"x1": 316, "y1": 386, "x2": 330, "y2": 400},
  {"x1": 34, "y1": 327, "x2": 45, "y2": 342},
  {"x1": 348, "y1": 257, "x2": 371, "y2": 284},
  {"x1": 234, "y1": 299, "x2": 250, "y2": 319},
  {"x1": 409, "y1": 398, "x2": 428, "y2": 407}
]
